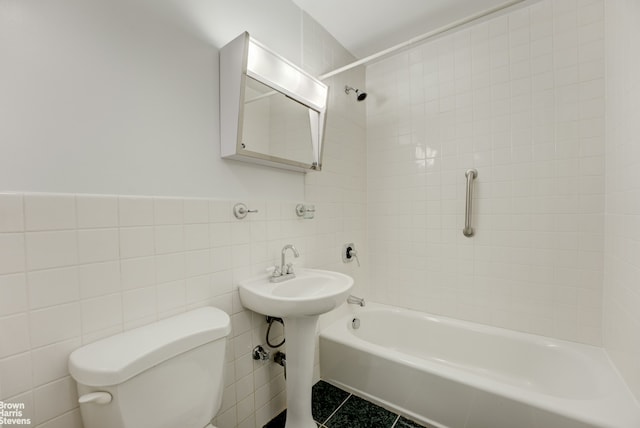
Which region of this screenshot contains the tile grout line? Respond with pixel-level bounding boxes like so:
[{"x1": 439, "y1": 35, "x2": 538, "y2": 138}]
[
  {"x1": 391, "y1": 414, "x2": 401, "y2": 427},
  {"x1": 321, "y1": 392, "x2": 353, "y2": 426}
]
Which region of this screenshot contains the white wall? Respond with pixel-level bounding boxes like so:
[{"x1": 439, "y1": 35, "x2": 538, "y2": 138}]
[
  {"x1": 366, "y1": 0, "x2": 606, "y2": 344},
  {"x1": 0, "y1": 0, "x2": 307, "y2": 199},
  {"x1": 0, "y1": 1, "x2": 368, "y2": 427},
  {"x1": 604, "y1": 0, "x2": 640, "y2": 402}
]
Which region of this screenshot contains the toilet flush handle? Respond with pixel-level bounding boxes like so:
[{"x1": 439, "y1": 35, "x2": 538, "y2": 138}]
[{"x1": 78, "y1": 391, "x2": 112, "y2": 405}]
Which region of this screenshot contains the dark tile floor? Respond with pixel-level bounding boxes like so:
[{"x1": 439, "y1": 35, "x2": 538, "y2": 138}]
[{"x1": 264, "y1": 380, "x2": 434, "y2": 428}]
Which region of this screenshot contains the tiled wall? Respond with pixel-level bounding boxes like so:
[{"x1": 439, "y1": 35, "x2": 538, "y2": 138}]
[
  {"x1": 604, "y1": 0, "x2": 640, "y2": 402},
  {"x1": 0, "y1": 193, "x2": 364, "y2": 428},
  {"x1": 366, "y1": 0, "x2": 605, "y2": 344}
]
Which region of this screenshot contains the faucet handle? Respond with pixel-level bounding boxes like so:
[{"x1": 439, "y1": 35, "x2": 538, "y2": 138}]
[
  {"x1": 348, "y1": 248, "x2": 360, "y2": 267},
  {"x1": 272, "y1": 265, "x2": 282, "y2": 277},
  {"x1": 285, "y1": 263, "x2": 294, "y2": 274}
]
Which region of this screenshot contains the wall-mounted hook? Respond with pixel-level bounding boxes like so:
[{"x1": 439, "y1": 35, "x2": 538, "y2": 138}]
[{"x1": 233, "y1": 203, "x2": 258, "y2": 219}]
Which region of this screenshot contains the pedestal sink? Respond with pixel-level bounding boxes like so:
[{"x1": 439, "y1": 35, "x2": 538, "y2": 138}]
[{"x1": 239, "y1": 268, "x2": 354, "y2": 428}]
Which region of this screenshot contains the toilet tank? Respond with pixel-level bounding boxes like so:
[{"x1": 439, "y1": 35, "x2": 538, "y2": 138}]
[{"x1": 69, "y1": 307, "x2": 231, "y2": 428}]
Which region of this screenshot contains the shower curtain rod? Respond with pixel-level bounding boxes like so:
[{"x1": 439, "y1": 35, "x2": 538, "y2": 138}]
[{"x1": 318, "y1": 0, "x2": 528, "y2": 80}]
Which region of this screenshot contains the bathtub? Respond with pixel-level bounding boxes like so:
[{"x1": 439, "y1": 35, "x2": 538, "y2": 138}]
[{"x1": 319, "y1": 303, "x2": 640, "y2": 428}]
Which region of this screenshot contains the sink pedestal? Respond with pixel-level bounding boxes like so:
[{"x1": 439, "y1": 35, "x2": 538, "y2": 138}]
[
  {"x1": 283, "y1": 315, "x2": 319, "y2": 428},
  {"x1": 238, "y1": 268, "x2": 354, "y2": 427}
]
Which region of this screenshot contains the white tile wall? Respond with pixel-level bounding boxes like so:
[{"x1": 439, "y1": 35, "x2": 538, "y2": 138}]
[
  {"x1": 365, "y1": 0, "x2": 605, "y2": 345},
  {"x1": 0, "y1": 192, "x2": 365, "y2": 427},
  {"x1": 603, "y1": 0, "x2": 640, "y2": 402}
]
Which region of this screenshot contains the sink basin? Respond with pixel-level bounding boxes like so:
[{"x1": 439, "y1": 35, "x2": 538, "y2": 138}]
[{"x1": 238, "y1": 268, "x2": 354, "y2": 317}]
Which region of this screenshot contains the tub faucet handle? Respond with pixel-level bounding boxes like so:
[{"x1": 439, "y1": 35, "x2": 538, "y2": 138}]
[{"x1": 343, "y1": 243, "x2": 360, "y2": 267}]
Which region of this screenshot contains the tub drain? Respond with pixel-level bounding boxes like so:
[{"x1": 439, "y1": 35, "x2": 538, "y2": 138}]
[{"x1": 352, "y1": 317, "x2": 360, "y2": 329}]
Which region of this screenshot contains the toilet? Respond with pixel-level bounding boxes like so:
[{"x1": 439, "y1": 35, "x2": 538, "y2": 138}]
[{"x1": 68, "y1": 307, "x2": 231, "y2": 428}]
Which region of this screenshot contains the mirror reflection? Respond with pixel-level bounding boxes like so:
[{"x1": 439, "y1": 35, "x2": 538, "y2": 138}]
[{"x1": 241, "y1": 76, "x2": 314, "y2": 166}]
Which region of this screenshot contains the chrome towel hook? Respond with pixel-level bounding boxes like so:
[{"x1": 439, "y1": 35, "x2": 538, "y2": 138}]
[{"x1": 233, "y1": 203, "x2": 258, "y2": 219}]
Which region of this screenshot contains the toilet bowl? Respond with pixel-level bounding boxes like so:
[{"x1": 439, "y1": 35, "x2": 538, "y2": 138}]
[{"x1": 69, "y1": 307, "x2": 231, "y2": 428}]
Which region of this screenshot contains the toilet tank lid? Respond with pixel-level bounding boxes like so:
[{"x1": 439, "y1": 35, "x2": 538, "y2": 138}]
[{"x1": 68, "y1": 307, "x2": 231, "y2": 387}]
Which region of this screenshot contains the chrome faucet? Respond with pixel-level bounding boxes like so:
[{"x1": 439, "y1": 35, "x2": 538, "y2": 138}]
[
  {"x1": 347, "y1": 295, "x2": 366, "y2": 307},
  {"x1": 271, "y1": 244, "x2": 300, "y2": 283}
]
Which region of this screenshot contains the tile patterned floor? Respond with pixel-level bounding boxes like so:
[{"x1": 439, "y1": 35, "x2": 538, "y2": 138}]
[{"x1": 264, "y1": 380, "x2": 435, "y2": 428}]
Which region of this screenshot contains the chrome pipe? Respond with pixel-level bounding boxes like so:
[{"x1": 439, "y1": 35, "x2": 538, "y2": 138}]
[{"x1": 463, "y1": 169, "x2": 478, "y2": 237}]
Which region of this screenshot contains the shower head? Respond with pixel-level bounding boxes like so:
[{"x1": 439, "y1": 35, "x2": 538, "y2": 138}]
[{"x1": 345, "y1": 85, "x2": 367, "y2": 102}]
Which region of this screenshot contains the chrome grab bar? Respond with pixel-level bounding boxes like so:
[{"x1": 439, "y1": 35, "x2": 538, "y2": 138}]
[{"x1": 463, "y1": 169, "x2": 478, "y2": 237}]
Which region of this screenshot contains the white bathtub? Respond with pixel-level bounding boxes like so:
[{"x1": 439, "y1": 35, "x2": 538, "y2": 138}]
[{"x1": 319, "y1": 303, "x2": 640, "y2": 428}]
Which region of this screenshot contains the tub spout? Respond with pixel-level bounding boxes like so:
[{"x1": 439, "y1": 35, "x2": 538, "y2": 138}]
[{"x1": 347, "y1": 295, "x2": 365, "y2": 307}]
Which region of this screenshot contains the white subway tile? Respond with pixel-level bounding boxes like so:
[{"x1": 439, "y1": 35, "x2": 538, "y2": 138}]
[
  {"x1": 231, "y1": 223, "x2": 251, "y2": 245},
  {"x1": 0, "y1": 233, "x2": 25, "y2": 275},
  {"x1": 153, "y1": 198, "x2": 183, "y2": 225},
  {"x1": 0, "y1": 314, "x2": 30, "y2": 358},
  {"x1": 0, "y1": 274, "x2": 27, "y2": 316},
  {"x1": 0, "y1": 194, "x2": 24, "y2": 232},
  {"x1": 122, "y1": 286, "x2": 156, "y2": 322},
  {"x1": 29, "y1": 303, "x2": 80, "y2": 348},
  {"x1": 233, "y1": 331, "x2": 253, "y2": 358},
  {"x1": 24, "y1": 194, "x2": 76, "y2": 231},
  {"x1": 76, "y1": 195, "x2": 118, "y2": 229},
  {"x1": 78, "y1": 261, "x2": 121, "y2": 299},
  {"x1": 77, "y1": 228, "x2": 119, "y2": 264},
  {"x1": 33, "y1": 376, "x2": 77, "y2": 425},
  {"x1": 209, "y1": 201, "x2": 232, "y2": 223},
  {"x1": 579, "y1": 1, "x2": 603, "y2": 25},
  {"x1": 578, "y1": 20, "x2": 604, "y2": 44},
  {"x1": 27, "y1": 267, "x2": 79, "y2": 309},
  {"x1": 37, "y1": 409, "x2": 83, "y2": 428},
  {"x1": 236, "y1": 396, "x2": 255, "y2": 426},
  {"x1": 81, "y1": 293, "x2": 123, "y2": 334},
  {"x1": 0, "y1": 352, "x2": 32, "y2": 399},
  {"x1": 118, "y1": 196, "x2": 154, "y2": 227},
  {"x1": 154, "y1": 225, "x2": 184, "y2": 254},
  {"x1": 120, "y1": 257, "x2": 155, "y2": 290},
  {"x1": 185, "y1": 223, "x2": 209, "y2": 251},
  {"x1": 211, "y1": 247, "x2": 232, "y2": 273},
  {"x1": 210, "y1": 222, "x2": 232, "y2": 247},
  {"x1": 82, "y1": 325, "x2": 122, "y2": 345},
  {"x1": 183, "y1": 199, "x2": 209, "y2": 224},
  {"x1": 155, "y1": 253, "x2": 185, "y2": 283},
  {"x1": 119, "y1": 227, "x2": 154, "y2": 259},
  {"x1": 31, "y1": 338, "x2": 80, "y2": 386},
  {"x1": 186, "y1": 275, "x2": 211, "y2": 304},
  {"x1": 185, "y1": 250, "x2": 211, "y2": 278},
  {"x1": 235, "y1": 372, "x2": 254, "y2": 401},
  {"x1": 25, "y1": 231, "x2": 77, "y2": 271},
  {"x1": 157, "y1": 280, "x2": 186, "y2": 313},
  {"x1": 579, "y1": 59, "x2": 604, "y2": 81},
  {"x1": 211, "y1": 270, "x2": 233, "y2": 297}
]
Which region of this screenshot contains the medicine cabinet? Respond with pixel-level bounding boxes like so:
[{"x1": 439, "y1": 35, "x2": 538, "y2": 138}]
[{"x1": 220, "y1": 32, "x2": 329, "y2": 172}]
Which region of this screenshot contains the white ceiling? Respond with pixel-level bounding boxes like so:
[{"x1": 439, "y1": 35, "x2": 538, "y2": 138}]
[{"x1": 292, "y1": 0, "x2": 516, "y2": 58}]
